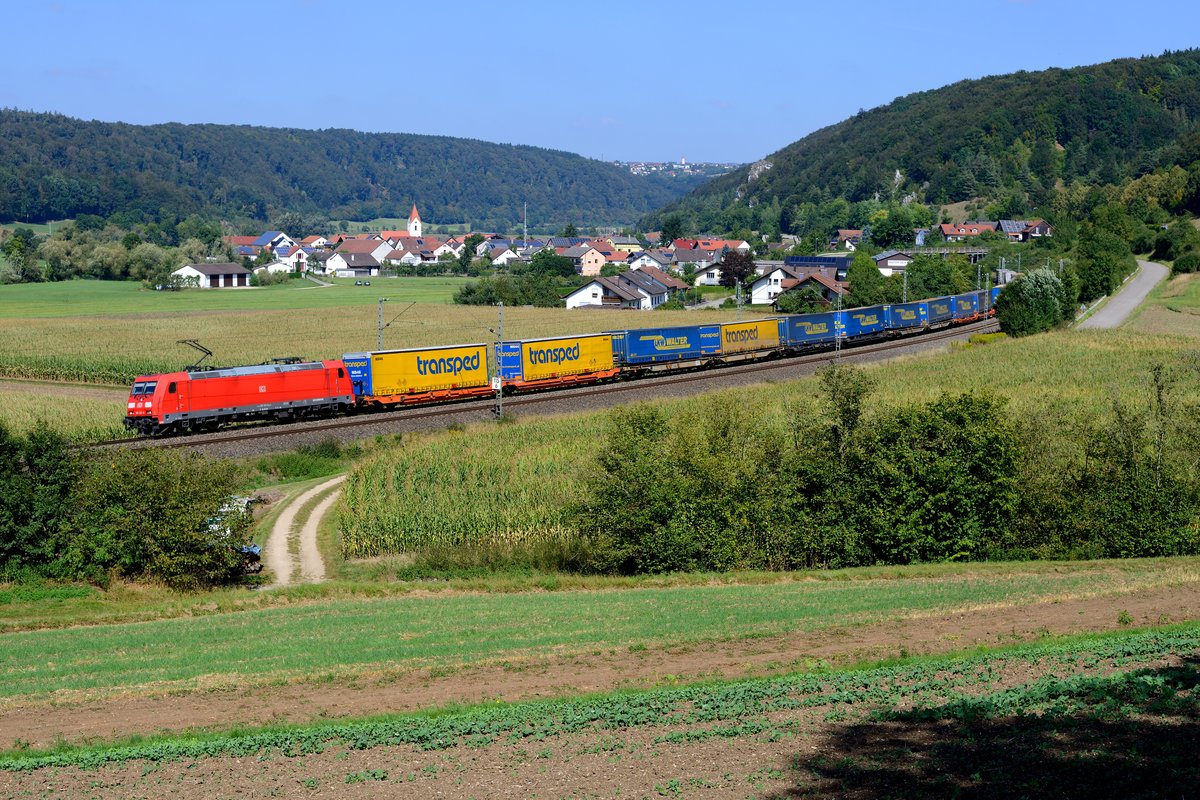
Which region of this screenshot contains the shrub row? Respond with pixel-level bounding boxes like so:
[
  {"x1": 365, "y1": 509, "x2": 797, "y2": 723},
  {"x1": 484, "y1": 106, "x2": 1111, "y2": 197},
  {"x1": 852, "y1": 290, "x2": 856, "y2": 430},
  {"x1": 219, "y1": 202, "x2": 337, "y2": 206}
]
[
  {"x1": 573, "y1": 364, "x2": 1200, "y2": 573},
  {"x1": 0, "y1": 424, "x2": 249, "y2": 588}
]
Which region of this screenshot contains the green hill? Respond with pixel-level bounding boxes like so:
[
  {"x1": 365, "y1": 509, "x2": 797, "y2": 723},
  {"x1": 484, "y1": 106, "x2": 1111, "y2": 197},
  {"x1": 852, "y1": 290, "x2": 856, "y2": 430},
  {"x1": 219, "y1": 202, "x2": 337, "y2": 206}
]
[
  {"x1": 0, "y1": 111, "x2": 694, "y2": 230},
  {"x1": 647, "y1": 49, "x2": 1200, "y2": 232}
]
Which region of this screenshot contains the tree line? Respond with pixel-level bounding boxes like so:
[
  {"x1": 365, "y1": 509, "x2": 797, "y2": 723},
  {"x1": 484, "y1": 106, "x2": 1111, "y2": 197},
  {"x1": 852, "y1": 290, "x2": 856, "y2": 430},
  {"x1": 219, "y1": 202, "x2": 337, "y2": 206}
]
[
  {"x1": 0, "y1": 110, "x2": 690, "y2": 230},
  {"x1": 647, "y1": 49, "x2": 1200, "y2": 239}
]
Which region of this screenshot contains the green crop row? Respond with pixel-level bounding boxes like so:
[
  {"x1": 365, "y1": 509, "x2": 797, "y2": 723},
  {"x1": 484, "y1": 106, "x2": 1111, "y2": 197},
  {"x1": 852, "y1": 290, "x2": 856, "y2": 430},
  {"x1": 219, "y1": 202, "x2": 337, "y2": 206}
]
[
  {"x1": 338, "y1": 420, "x2": 595, "y2": 556},
  {"x1": 3, "y1": 623, "x2": 1196, "y2": 771}
]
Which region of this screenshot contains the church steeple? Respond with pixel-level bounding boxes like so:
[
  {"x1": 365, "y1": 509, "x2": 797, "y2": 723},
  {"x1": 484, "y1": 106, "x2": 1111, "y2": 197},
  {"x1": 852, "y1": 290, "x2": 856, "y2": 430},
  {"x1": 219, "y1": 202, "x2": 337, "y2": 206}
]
[{"x1": 407, "y1": 203, "x2": 422, "y2": 237}]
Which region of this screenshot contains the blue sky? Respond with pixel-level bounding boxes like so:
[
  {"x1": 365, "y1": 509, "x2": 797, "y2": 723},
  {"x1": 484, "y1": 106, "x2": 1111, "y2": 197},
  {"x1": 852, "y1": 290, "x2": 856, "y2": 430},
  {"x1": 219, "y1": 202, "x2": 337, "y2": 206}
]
[{"x1": 4, "y1": 0, "x2": 1198, "y2": 164}]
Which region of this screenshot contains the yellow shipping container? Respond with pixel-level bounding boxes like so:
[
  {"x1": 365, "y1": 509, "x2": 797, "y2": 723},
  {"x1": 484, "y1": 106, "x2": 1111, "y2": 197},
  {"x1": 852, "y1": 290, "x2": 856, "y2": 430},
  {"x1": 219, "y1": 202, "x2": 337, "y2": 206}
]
[
  {"x1": 521, "y1": 334, "x2": 613, "y2": 381},
  {"x1": 718, "y1": 319, "x2": 779, "y2": 354},
  {"x1": 371, "y1": 344, "x2": 490, "y2": 396}
]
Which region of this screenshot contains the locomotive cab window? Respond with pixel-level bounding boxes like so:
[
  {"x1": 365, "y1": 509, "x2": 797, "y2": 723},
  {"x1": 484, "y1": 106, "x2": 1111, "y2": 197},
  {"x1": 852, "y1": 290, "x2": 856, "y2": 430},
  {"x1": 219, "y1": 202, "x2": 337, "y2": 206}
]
[
  {"x1": 338, "y1": 368, "x2": 345, "y2": 378},
  {"x1": 167, "y1": 382, "x2": 177, "y2": 393}
]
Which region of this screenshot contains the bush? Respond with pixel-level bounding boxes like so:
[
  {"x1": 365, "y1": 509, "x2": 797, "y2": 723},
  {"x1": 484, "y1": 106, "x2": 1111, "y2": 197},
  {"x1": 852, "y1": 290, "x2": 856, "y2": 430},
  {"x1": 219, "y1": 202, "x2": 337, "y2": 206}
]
[
  {"x1": 55, "y1": 449, "x2": 250, "y2": 589},
  {"x1": 255, "y1": 438, "x2": 359, "y2": 480},
  {"x1": 0, "y1": 423, "x2": 77, "y2": 580},
  {"x1": 572, "y1": 362, "x2": 1200, "y2": 575},
  {"x1": 1172, "y1": 250, "x2": 1200, "y2": 274},
  {"x1": 995, "y1": 268, "x2": 1071, "y2": 336}
]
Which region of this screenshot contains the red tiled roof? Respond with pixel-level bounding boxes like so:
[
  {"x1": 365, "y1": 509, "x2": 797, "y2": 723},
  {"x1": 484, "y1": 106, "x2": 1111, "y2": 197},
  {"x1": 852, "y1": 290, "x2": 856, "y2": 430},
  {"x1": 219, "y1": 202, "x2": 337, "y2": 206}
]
[
  {"x1": 939, "y1": 223, "x2": 995, "y2": 236},
  {"x1": 636, "y1": 264, "x2": 687, "y2": 291},
  {"x1": 337, "y1": 239, "x2": 386, "y2": 254},
  {"x1": 797, "y1": 273, "x2": 847, "y2": 295}
]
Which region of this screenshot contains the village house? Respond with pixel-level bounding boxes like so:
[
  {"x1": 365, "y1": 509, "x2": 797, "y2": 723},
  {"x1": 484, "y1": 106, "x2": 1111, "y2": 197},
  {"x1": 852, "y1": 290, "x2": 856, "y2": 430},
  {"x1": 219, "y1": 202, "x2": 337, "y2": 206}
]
[
  {"x1": 626, "y1": 250, "x2": 675, "y2": 272},
  {"x1": 750, "y1": 264, "x2": 844, "y2": 305},
  {"x1": 327, "y1": 252, "x2": 381, "y2": 276},
  {"x1": 629, "y1": 263, "x2": 688, "y2": 294},
  {"x1": 560, "y1": 244, "x2": 607, "y2": 277},
  {"x1": 171, "y1": 262, "x2": 251, "y2": 288},
  {"x1": 614, "y1": 269, "x2": 671, "y2": 309},
  {"x1": 833, "y1": 229, "x2": 864, "y2": 250},
  {"x1": 771, "y1": 272, "x2": 848, "y2": 308},
  {"x1": 939, "y1": 222, "x2": 995, "y2": 242},
  {"x1": 335, "y1": 238, "x2": 392, "y2": 263},
  {"x1": 871, "y1": 250, "x2": 914, "y2": 276},
  {"x1": 605, "y1": 235, "x2": 642, "y2": 253},
  {"x1": 996, "y1": 219, "x2": 1053, "y2": 241},
  {"x1": 563, "y1": 276, "x2": 643, "y2": 309}
]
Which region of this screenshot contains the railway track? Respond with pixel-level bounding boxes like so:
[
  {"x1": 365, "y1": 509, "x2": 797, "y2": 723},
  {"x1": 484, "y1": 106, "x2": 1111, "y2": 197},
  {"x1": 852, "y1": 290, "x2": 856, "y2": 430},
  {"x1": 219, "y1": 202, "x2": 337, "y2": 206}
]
[{"x1": 91, "y1": 319, "x2": 998, "y2": 452}]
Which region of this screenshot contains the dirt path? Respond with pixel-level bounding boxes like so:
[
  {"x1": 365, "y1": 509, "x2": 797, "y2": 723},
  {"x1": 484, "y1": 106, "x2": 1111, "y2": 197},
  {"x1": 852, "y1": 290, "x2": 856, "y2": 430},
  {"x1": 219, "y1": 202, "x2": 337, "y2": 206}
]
[
  {"x1": 2, "y1": 582, "x2": 1195, "y2": 749},
  {"x1": 299, "y1": 482, "x2": 343, "y2": 582},
  {"x1": 261, "y1": 475, "x2": 345, "y2": 587}
]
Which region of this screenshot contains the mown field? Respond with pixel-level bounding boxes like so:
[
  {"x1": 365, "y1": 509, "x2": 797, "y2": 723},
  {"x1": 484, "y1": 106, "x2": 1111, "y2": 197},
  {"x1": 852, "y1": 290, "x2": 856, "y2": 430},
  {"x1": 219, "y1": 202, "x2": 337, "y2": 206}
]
[{"x1": 1129, "y1": 270, "x2": 1200, "y2": 336}]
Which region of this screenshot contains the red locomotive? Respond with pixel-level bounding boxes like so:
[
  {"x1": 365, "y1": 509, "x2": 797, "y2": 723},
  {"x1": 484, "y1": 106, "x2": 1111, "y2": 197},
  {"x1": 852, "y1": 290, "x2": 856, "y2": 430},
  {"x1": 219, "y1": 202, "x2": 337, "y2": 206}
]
[{"x1": 124, "y1": 358, "x2": 354, "y2": 436}]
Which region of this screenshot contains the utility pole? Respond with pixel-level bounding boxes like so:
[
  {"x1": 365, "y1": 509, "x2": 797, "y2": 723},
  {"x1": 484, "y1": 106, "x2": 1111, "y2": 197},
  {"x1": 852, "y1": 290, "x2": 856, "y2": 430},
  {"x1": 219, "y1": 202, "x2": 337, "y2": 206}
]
[
  {"x1": 377, "y1": 297, "x2": 387, "y2": 350},
  {"x1": 493, "y1": 301, "x2": 504, "y2": 419},
  {"x1": 834, "y1": 289, "x2": 842, "y2": 362},
  {"x1": 902, "y1": 268, "x2": 908, "y2": 303},
  {"x1": 736, "y1": 280, "x2": 742, "y2": 321},
  {"x1": 523, "y1": 203, "x2": 528, "y2": 248}
]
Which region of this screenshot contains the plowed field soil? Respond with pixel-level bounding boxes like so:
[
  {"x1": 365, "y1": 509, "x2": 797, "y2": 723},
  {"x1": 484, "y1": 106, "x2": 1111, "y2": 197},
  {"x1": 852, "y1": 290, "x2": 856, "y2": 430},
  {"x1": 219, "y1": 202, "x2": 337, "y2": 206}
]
[{"x1": 2, "y1": 584, "x2": 1197, "y2": 798}]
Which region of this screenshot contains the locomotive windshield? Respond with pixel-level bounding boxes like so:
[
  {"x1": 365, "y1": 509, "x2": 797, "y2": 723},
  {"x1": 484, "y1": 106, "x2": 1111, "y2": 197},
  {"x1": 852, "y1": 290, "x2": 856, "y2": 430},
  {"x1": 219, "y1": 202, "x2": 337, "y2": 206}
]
[{"x1": 132, "y1": 381, "x2": 157, "y2": 395}]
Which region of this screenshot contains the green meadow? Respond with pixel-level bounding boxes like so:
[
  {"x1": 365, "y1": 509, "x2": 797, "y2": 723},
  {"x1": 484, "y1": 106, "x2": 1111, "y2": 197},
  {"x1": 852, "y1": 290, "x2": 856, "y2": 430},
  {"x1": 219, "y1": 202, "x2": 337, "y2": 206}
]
[{"x1": 1, "y1": 558, "x2": 1194, "y2": 702}]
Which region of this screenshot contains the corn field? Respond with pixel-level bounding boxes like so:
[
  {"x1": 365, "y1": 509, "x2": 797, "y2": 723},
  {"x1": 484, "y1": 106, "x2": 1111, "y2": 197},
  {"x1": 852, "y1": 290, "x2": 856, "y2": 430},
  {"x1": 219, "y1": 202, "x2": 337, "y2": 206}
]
[
  {"x1": 335, "y1": 325, "x2": 1200, "y2": 560},
  {"x1": 337, "y1": 419, "x2": 597, "y2": 556}
]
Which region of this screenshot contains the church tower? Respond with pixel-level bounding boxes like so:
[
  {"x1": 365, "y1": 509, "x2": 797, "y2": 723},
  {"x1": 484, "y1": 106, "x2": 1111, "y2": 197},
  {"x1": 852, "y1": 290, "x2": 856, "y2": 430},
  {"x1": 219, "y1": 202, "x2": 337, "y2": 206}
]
[{"x1": 407, "y1": 203, "x2": 422, "y2": 238}]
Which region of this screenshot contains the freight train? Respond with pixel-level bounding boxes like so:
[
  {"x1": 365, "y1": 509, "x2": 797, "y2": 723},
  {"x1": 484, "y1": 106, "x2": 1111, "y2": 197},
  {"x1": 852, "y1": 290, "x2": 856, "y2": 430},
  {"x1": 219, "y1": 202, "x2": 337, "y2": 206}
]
[{"x1": 124, "y1": 288, "x2": 999, "y2": 436}]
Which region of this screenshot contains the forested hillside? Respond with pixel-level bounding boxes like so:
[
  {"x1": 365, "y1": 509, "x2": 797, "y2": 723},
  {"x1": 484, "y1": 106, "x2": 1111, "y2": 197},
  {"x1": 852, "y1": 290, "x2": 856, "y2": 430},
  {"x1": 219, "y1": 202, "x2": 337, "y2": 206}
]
[
  {"x1": 0, "y1": 111, "x2": 691, "y2": 230},
  {"x1": 646, "y1": 49, "x2": 1200, "y2": 234}
]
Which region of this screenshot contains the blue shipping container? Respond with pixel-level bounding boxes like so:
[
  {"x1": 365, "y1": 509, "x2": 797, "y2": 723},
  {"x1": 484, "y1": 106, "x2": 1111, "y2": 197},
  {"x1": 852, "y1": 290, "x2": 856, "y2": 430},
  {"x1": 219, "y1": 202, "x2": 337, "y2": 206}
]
[
  {"x1": 990, "y1": 286, "x2": 1001, "y2": 307},
  {"x1": 951, "y1": 293, "x2": 979, "y2": 320},
  {"x1": 341, "y1": 352, "x2": 374, "y2": 396},
  {"x1": 886, "y1": 302, "x2": 927, "y2": 331},
  {"x1": 781, "y1": 312, "x2": 841, "y2": 347},
  {"x1": 842, "y1": 305, "x2": 888, "y2": 339},
  {"x1": 927, "y1": 297, "x2": 954, "y2": 324},
  {"x1": 617, "y1": 324, "x2": 720, "y2": 364}
]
